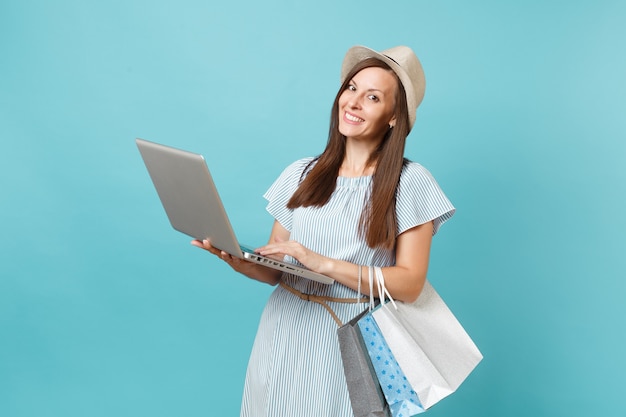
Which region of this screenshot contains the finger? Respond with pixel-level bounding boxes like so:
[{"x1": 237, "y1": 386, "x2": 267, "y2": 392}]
[
  {"x1": 221, "y1": 251, "x2": 238, "y2": 263},
  {"x1": 191, "y1": 239, "x2": 212, "y2": 252},
  {"x1": 191, "y1": 239, "x2": 209, "y2": 248},
  {"x1": 205, "y1": 239, "x2": 224, "y2": 254},
  {"x1": 257, "y1": 246, "x2": 285, "y2": 257},
  {"x1": 192, "y1": 239, "x2": 220, "y2": 256}
]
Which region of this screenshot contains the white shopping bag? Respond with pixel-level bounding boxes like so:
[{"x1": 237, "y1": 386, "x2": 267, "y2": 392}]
[{"x1": 371, "y1": 269, "x2": 482, "y2": 410}]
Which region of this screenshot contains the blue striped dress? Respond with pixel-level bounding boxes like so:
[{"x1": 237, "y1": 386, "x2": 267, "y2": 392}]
[{"x1": 240, "y1": 157, "x2": 455, "y2": 417}]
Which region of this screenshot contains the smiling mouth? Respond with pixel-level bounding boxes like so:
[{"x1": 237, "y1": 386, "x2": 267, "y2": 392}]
[{"x1": 344, "y1": 112, "x2": 364, "y2": 123}]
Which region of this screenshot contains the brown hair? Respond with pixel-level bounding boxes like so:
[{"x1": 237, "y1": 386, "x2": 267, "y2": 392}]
[{"x1": 287, "y1": 58, "x2": 411, "y2": 249}]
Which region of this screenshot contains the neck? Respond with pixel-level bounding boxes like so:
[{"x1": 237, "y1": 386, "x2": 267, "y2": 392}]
[{"x1": 340, "y1": 139, "x2": 379, "y2": 177}]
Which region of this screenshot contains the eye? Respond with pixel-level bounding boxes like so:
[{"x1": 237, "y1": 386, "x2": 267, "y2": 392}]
[
  {"x1": 368, "y1": 94, "x2": 379, "y2": 102},
  {"x1": 347, "y1": 84, "x2": 357, "y2": 92}
]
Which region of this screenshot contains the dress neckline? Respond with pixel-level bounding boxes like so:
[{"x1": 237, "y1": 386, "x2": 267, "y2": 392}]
[{"x1": 336, "y1": 175, "x2": 372, "y2": 187}]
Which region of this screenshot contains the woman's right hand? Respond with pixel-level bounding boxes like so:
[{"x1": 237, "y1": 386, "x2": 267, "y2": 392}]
[{"x1": 191, "y1": 239, "x2": 281, "y2": 285}]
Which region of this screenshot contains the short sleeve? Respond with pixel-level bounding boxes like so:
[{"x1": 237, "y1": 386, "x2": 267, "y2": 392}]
[
  {"x1": 396, "y1": 162, "x2": 455, "y2": 235},
  {"x1": 263, "y1": 158, "x2": 315, "y2": 232}
]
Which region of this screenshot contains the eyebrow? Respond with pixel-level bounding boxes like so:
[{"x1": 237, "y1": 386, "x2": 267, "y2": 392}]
[{"x1": 349, "y1": 79, "x2": 386, "y2": 95}]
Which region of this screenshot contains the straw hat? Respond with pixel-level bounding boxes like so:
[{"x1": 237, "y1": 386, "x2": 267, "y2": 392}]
[{"x1": 340, "y1": 45, "x2": 426, "y2": 129}]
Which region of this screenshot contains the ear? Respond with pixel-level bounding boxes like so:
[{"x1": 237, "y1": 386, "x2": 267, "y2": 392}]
[{"x1": 388, "y1": 115, "x2": 397, "y2": 129}]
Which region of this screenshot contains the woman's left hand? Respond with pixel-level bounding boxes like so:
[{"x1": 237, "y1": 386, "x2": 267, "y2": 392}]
[{"x1": 256, "y1": 239, "x2": 329, "y2": 275}]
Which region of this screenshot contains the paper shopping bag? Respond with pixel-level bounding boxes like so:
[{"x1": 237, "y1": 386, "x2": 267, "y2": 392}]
[
  {"x1": 357, "y1": 313, "x2": 424, "y2": 417},
  {"x1": 372, "y1": 278, "x2": 483, "y2": 410},
  {"x1": 338, "y1": 309, "x2": 390, "y2": 417}
]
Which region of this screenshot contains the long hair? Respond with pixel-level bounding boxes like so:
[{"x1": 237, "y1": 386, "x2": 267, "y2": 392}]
[{"x1": 287, "y1": 58, "x2": 411, "y2": 249}]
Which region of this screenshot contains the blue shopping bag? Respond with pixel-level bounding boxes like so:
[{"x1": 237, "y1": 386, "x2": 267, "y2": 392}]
[{"x1": 358, "y1": 313, "x2": 425, "y2": 417}]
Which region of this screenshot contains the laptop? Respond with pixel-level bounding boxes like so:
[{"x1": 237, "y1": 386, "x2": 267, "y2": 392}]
[{"x1": 136, "y1": 138, "x2": 334, "y2": 285}]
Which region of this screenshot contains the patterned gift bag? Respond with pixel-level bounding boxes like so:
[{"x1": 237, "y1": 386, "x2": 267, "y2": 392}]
[{"x1": 358, "y1": 313, "x2": 425, "y2": 417}]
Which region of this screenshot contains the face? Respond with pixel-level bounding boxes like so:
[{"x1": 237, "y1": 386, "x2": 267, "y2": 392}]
[{"x1": 337, "y1": 66, "x2": 398, "y2": 143}]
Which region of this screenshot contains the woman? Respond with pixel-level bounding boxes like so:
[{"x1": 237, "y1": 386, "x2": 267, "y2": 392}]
[{"x1": 193, "y1": 45, "x2": 455, "y2": 417}]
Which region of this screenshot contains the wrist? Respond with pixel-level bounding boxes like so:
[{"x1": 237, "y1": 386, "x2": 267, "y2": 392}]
[{"x1": 318, "y1": 257, "x2": 334, "y2": 276}]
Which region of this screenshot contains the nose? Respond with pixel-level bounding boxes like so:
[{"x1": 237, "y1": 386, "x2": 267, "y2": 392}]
[{"x1": 346, "y1": 93, "x2": 362, "y2": 109}]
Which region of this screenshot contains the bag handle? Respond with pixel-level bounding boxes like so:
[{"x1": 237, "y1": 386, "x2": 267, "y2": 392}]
[
  {"x1": 358, "y1": 265, "x2": 399, "y2": 311},
  {"x1": 373, "y1": 266, "x2": 397, "y2": 310},
  {"x1": 356, "y1": 265, "x2": 378, "y2": 311}
]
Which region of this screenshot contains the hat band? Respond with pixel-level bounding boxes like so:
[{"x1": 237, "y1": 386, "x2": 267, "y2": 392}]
[{"x1": 383, "y1": 54, "x2": 400, "y2": 66}]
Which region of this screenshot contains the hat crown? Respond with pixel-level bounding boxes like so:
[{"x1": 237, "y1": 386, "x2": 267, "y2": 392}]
[{"x1": 340, "y1": 45, "x2": 425, "y2": 130}]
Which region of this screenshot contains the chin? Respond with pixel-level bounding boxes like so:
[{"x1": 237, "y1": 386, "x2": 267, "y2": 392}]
[{"x1": 338, "y1": 125, "x2": 361, "y2": 138}]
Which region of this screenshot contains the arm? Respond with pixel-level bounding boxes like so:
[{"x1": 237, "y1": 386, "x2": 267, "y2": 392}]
[
  {"x1": 257, "y1": 221, "x2": 434, "y2": 302},
  {"x1": 191, "y1": 220, "x2": 290, "y2": 286}
]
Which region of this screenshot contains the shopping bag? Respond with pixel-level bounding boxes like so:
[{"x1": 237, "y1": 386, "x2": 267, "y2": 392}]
[
  {"x1": 338, "y1": 308, "x2": 390, "y2": 417},
  {"x1": 371, "y1": 267, "x2": 483, "y2": 410},
  {"x1": 357, "y1": 313, "x2": 424, "y2": 416}
]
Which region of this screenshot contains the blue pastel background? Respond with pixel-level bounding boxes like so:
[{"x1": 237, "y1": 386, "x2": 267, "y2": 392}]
[{"x1": 2, "y1": 1, "x2": 625, "y2": 416}]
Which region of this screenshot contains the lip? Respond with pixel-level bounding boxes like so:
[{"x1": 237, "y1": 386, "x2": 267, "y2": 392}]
[{"x1": 343, "y1": 111, "x2": 364, "y2": 124}]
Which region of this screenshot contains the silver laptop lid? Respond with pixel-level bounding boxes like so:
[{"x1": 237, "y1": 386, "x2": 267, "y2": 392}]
[{"x1": 136, "y1": 138, "x2": 243, "y2": 257}]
